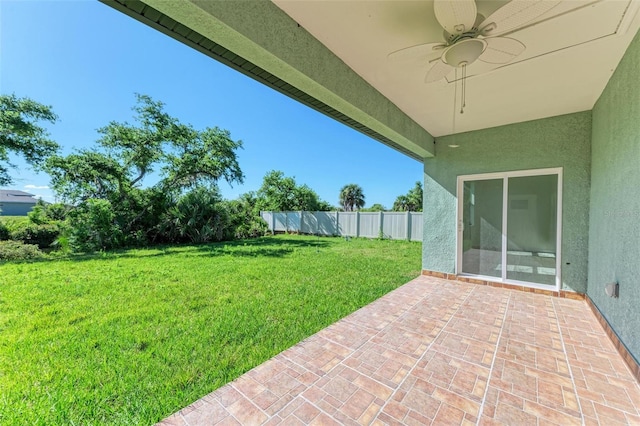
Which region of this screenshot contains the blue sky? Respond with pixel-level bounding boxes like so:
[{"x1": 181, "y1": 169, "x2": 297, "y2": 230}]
[{"x1": 0, "y1": 1, "x2": 422, "y2": 208}]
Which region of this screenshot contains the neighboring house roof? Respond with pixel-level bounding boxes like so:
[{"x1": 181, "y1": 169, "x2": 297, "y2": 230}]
[{"x1": 0, "y1": 190, "x2": 38, "y2": 205}]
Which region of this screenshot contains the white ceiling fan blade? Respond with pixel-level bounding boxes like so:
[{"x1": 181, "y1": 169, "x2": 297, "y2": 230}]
[
  {"x1": 478, "y1": 37, "x2": 526, "y2": 64},
  {"x1": 388, "y1": 42, "x2": 447, "y2": 64},
  {"x1": 479, "y1": 0, "x2": 561, "y2": 36},
  {"x1": 434, "y1": 0, "x2": 477, "y2": 35},
  {"x1": 425, "y1": 60, "x2": 454, "y2": 83}
]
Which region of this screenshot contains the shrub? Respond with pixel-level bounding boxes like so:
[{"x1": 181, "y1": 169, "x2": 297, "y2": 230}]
[
  {"x1": 26, "y1": 200, "x2": 49, "y2": 225},
  {"x1": 0, "y1": 221, "x2": 9, "y2": 240},
  {"x1": 28, "y1": 201, "x2": 71, "y2": 224},
  {"x1": 10, "y1": 222, "x2": 60, "y2": 249},
  {"x1": 233, "y1": 219, "x2": 268, "y2": 239},
  {"x1": 50, "y1": 234, "x2": 71, "y2": 254},
  {"x1": 0, "y1": 240, "x2": 43, "y2": 261},
  {"x1": 44, "y1": 203, "x2": 71, "y2": 222},
  {"x1": 160, "y1": 187, "x2": 232, "y2": 244},
  {"x1": 225, "y1": 194, "x2": 268, "y2": 240},
  {"x1": 68, "y1": 199, "x2": 123, "y2": 253},
  {"x1": 2, "y1": 217, "x2": 29, "y2": 233}
]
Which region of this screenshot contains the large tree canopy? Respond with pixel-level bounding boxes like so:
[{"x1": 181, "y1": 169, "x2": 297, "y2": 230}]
[
  {"x1": 339, "y1": 183, "x2": 365, "y2": 211},
  {"x1": 255, "y1": 170, "x2": 332, "y2": 212},
  {"x1": 45, "y1": 94, "x2": 244, "y2": 203},
  {"x1": 44, "y1": 94, "x2": 244, "y2": 248},
  {"x1": 0, "y1": 94, "x2": 59, "y2": 185}
]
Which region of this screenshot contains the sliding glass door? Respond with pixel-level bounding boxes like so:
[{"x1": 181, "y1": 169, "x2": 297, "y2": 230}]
[
  {"x1": 461, "y1": 179, "x2": 503, "y2": 278},
  {"x1": 457, "y1": 169, "x2": 562, "y2": 289}
]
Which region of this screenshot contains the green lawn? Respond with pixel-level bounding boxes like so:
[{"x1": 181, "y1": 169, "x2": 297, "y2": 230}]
[{"x1": 0, "y1": 235, "x2": 421, "y2": 425}]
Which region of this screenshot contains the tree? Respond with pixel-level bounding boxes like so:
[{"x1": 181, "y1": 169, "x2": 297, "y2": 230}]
[
  {"x1": 315, "y1": 199, "x2": 336, "y2": 211},
  {"x1": 255, "y1": 170, "x2": 330, "y2": 212},
  {"x1": 0, "y1": 94, "x2": 59, "y2": 185},
  {"x1": 45, "y1": 94, "x2": 244, "y2": 248},
  {"x1": 339, "y1": 184, "x2": 365, "y2": 211},
  {"x1": 392, "y1": 195, "x2": 410, "y2": 212},
  {"x1": 392, "y1": 181, "x2": 423, "y2": 212},
  {"x1": 46, "y1": 94, "x2": 243, "y2": 204},
  {"x1": 361, "y1": 203, "x2": 386, "y2": 212}
]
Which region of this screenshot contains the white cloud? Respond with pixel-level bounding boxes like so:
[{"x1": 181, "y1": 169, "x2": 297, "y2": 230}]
[{"x1": 24, "y1": 184, "x2": 50, "y2": 190}]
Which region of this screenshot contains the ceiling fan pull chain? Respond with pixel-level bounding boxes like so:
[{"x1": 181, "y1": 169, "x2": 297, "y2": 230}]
[
  {"x1": 452, "y1": 67, "x2": 458, "y2": 135},
  {"x1": 460, "y1": 63, "x2": 466, "y2": 114}
]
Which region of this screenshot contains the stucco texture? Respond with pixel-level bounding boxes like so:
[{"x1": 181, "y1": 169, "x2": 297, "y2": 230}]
[
  {"x1": 423, "y1": 111, "x2": 592, "y2": 292},
  {"x1": 589, "y1": 28, "x2": 640, "y2": 362}
]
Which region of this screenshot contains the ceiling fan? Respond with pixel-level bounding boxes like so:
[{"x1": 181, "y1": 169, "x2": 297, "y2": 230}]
[{"x1": 389, "y1": 0, "x2": 561, "y2": 83}]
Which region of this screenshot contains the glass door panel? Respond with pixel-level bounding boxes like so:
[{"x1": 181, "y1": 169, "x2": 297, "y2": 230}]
[
  {"x1": 506, "y1": 175, "x2": 558, "y2": 285},
  {"x1": 462, "y1": 179, "x2": 503, "y2": 278}
]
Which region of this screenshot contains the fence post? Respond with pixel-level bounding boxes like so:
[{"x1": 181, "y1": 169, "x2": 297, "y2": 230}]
[
  {"x1": 271, "y1": 212, "x2": 275, "y2": 235},
  {"x1": 406, "y1": 211, "x2": 411, "y2": 240},
  {"x1": 300, "y1": 211, "x2": 304, "y2": 234},
  {"x1": 355, "y1": 211, "x2": 360, "y2": 238},
  {"x1": 335, "y1": 211, "x2": 339, "y2": 236},
  {"x1": 379, "y1": 211, "x2": 384, "y2": 238}
]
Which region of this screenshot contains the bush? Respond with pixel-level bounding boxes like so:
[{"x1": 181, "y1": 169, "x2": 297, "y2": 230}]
[
  {"x1": 160, "y1": 187, "x2": 231, "y2": 244},
  {"x1": 10, "y1": 222, "x2": 61, "y2": 249},
  {"x1": 0, "y1": 221, "x2": 9, "y2": 240},
  {"x1": 2, "y1": 217, "x2": 29, "y2": 233},
  {"x1": 233, "y1": 219, "x2": 268, "y2": 239},
  {"x1": 28, "y1": 201, "x2": 71, "y2": 224},
  {"x1": 0, "y1": 240, "x2": 43, "y2": 261},
  {"x1": 26, "y1": 200, "x2": 49, "y2": 225},
  {"x1": 68, "y1": 199, "x2": 123, "y2": 253},
  {"x1": 44, "y1": 203, "x2": 71, "y2": 222},
  {"x1": 225, "y1": 194, "x2": 268, "y2": 240}
]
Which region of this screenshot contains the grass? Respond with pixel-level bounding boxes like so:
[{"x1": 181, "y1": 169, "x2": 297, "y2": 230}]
[{"x1": 0, "y1": 235, "x2": 421, "y2": 425}]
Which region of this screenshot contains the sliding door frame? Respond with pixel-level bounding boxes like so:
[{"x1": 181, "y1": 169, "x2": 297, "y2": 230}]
[{"x1": 455, "y1": 167, "x2": 563, "y2": 291}]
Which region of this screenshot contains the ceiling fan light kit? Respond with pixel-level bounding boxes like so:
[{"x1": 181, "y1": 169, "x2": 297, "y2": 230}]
[{"x1": 443, "y1": 38, "x2": 486, "y2": 67}]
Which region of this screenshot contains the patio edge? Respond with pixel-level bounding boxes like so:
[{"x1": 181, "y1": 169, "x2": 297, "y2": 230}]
[
  {"x1": 586, "y1": 295, "x2": 640, "y2": 384},
  {"x1": 421, "y1": 269, "x2": 585, "y2": 299}
]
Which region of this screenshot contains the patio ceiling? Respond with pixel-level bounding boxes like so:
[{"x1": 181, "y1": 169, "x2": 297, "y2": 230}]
[{"x1": 273, "y1": 0, "x2": 640, "y2": 136}]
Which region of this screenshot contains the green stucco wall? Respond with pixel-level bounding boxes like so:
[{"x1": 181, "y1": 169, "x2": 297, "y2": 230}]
[
  {"x1": 589, "y1": 28, "x2": 640, "y2": 362},
  {"x1": 423, "y1": 111, "x2": 592, "y2": 292}
]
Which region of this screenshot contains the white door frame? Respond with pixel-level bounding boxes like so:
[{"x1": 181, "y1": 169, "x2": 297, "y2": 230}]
[{"x1": 455, "y1": 167, "x2": 563, "y2": 291}]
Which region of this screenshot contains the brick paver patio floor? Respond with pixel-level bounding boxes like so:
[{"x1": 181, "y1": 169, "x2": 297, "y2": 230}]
[{"x1": 159, "y1": 276, "x2": 640, "y2": 425}]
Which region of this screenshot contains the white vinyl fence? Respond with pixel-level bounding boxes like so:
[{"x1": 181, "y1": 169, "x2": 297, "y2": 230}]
[{"x1": 260, "y1": 211, "x2": 423, "y2": 242}]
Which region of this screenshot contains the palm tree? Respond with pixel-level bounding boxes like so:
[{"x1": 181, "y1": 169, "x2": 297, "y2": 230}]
[
  {"x1": 393, "y1": 181, "x2": 423, "y2": 212},
  {"x1": 392, "y1": 195, "x2": 410, "y2": 212},
  {"x1": 339, "y1": 184, "x2": 365, "y2": 211}
]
